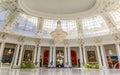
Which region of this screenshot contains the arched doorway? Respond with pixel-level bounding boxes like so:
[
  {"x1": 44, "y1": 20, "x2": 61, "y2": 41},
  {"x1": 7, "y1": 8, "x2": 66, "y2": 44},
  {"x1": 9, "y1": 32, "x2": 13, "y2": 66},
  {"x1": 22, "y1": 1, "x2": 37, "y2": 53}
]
[
  {"x1": 71, "y1": 50, "x2": 77, "y2": 67},
  {"x1": 43, "y1": 50, "x2": 49, "y2": 67}
]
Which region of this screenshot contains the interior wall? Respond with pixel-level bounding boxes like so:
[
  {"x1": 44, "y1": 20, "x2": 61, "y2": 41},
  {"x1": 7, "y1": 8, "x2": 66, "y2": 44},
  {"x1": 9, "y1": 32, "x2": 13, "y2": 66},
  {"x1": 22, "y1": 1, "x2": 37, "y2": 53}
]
[
  {"x1": 104, "y1": 44, "x2": 119, "y2": 69},
  {"x1": 2, "y1": 34, "x2": 120, "y2": 47},
  {"x1": 85, "y1": 46, "x2": 98, "y2": 63},
  {"x1": 22, "y1": 45, "x2": 35, "y2": 62},
  {"x1": 104, "y1": 44, "x2": 117, "y2": 56}
]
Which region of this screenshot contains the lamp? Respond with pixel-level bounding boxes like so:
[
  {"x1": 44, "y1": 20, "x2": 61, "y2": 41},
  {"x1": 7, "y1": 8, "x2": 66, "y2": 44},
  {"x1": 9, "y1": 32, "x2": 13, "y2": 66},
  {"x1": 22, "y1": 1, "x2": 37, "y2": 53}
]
[{"x1": 50, "y1": 20, "x2": 67, "y2": 44}]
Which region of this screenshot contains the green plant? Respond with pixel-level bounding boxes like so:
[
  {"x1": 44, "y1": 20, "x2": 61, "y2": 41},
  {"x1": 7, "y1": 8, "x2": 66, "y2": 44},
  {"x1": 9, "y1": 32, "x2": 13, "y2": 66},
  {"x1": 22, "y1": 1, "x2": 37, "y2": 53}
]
[
  {"x1": 21, "y1": 63, "x2": 26, "y2": 68},
  {"x1": 85, "y1": 63, "x2": 99, "y2": 69},
  {"x1": 21, "y1": 62, "x2": 35, "y2": 68}
]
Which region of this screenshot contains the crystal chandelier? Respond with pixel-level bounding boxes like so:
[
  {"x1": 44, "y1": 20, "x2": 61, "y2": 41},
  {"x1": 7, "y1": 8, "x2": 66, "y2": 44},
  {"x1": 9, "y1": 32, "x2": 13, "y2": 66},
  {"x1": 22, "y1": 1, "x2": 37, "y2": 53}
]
[{"x1": 50, "y1": 20, "x2": 67, "y2": 44}]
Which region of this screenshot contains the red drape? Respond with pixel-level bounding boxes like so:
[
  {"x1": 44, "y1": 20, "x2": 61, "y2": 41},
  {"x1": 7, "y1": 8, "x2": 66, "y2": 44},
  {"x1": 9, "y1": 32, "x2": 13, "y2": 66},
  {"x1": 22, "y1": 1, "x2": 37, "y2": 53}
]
[
  {"x1": 115, "y1": 63, "x2": 119, "y2": 69},
  {"x1": 71, "y1": 50, "x2": 77, "y2": 65},
  {"x1": 43, "y1": 50, "x2": 49, "y2": 65}
]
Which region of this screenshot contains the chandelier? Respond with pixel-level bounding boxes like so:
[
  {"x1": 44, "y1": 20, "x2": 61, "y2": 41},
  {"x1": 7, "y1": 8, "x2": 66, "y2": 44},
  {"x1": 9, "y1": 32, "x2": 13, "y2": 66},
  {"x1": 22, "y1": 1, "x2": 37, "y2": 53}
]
[{"x1": 50, "y1": 20, "x2": 67, "y2": 44}]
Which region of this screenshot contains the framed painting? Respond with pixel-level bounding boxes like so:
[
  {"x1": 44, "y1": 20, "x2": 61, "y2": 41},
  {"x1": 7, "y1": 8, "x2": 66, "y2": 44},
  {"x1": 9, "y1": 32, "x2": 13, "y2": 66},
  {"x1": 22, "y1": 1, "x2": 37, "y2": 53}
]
[
  {"x1": 86, "y1": 50, "x2": 97, "y2": 63},
  {"x1": 23, "y1": 50, "x2": 33, "y2": 62}
]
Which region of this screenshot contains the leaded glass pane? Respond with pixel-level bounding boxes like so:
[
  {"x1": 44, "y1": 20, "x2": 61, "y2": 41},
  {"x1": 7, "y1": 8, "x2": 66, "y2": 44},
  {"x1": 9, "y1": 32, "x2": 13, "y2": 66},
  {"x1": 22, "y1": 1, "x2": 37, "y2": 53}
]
[
  {"x1": 13, "y1": 13, "x2": 38, "y2": 35},
  {"x1": 82, "y1": 15, "x2": 109, "y2": 37},
  {"x1": 110, "y1": 10, "x2": 120, "y2": 29}
]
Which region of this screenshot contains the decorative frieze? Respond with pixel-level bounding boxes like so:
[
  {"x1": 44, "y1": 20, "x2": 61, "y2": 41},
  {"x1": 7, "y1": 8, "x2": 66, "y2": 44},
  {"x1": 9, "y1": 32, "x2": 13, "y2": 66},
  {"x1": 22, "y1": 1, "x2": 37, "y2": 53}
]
[
  {"x1": 78, "y1": 39, "x2": 85, "y2": 45},
  {"x1": 49, "y1": 39, "x2": 55, "y2": 45},
  {"x1": 18, "y1": 36, "x2": 25, "y2": 44},
  {"x1": 35, "y1": 39, "x2": 41, "y2": 45},
  {"x1": 0, "y1": 32, "x2": 8, "y2": 41},
  {"x1": 112, "y1": 33, "x2": 120, "y2": 41},
  {"x1": 94, "y1": 37, "x2": 102, "y2": 44}
]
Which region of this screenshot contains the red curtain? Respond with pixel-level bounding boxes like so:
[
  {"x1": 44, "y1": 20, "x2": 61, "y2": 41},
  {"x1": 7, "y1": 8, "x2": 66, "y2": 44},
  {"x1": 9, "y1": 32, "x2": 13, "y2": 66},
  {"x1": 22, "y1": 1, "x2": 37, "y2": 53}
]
[
  {"x1": 71, "y1": 50, "x2": 77, "y2": 65},
  {"x1": 43, "y1": 50, "x2": 49, "y2": 65},
  {"x1": 115, "y1": 63, "x2": 119, "y2": 69}
]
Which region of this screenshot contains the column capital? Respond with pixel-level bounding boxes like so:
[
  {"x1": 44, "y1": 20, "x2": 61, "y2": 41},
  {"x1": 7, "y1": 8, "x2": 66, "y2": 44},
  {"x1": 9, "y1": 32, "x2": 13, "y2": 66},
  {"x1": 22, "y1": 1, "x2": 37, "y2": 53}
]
[
  {"x1": 16, "y1": 43, "x2": 21, "y2": 46},
  {"x1": 78, "y1": 38, "x2": 85, "y2": 45},
  {"x1": 112, "y1": 33, "x2": 120, "y2": 42},
  {"x1": 64, "y1": 39, "x2": 70, "y2": 47},
  {"x1": 0, "y1": 32, "x2": 8, "y2": 41},
  {"x1": 94, "y1": 37, "x2": 102, "y2": 44},
  {"x1": 49, "y1": 39, "x2": 55, "y2": 45},
  {"x1": 35, "y1": 39, "x2": 41, "y2": 45},
  {"x1": 18, "y1": 36, "x2": 25, "y2": 44}
]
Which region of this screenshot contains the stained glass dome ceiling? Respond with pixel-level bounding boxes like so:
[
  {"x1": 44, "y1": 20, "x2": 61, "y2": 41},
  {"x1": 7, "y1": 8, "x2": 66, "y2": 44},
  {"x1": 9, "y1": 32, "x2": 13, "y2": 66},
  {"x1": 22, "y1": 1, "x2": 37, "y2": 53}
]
[{"x1": 0, "y1": 0, "x2": 120, "y2": 39}]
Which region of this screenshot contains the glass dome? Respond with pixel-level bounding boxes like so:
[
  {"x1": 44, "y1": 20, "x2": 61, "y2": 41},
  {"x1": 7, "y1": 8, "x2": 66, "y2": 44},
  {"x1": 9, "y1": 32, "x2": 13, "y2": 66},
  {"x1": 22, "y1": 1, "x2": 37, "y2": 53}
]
[
  {"x1": 82, "y1": 15, "x2": 109, "y2": 37},
  {"x1": 12, "y1": 13, "x2": 38, "y2": 35},
  {"x1": 0, "y1": 1, "x2": 12, "y2": 28},
  {"x1": 110, "y1": 9, "x2": 120, "y2": 30},
  {"x1": 42, "y1": 19, "x2": 78, "y2": 39},
  {"x1": 0, "y1": 0, "x2": 120, "y2": 39}
]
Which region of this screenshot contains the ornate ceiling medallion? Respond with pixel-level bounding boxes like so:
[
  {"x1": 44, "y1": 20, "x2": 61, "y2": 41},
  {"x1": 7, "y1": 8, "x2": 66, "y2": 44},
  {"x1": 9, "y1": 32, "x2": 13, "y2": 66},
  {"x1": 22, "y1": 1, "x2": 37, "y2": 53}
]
[{"x1": 50, "y1": 20, "x2": 67, "y2": 44}]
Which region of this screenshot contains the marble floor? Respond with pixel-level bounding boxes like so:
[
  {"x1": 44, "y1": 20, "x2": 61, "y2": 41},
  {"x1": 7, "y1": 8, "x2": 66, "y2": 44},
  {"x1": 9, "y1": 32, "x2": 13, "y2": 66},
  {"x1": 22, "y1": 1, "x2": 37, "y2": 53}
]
[{"x1": 0, "y1": 68, "x2": 120, "y2": 75}]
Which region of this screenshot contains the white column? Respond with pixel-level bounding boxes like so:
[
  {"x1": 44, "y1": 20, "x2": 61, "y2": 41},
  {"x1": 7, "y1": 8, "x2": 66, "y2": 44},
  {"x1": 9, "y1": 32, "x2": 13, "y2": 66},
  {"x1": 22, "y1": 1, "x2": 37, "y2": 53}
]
[
  {"x1": 96, "y1": 45, "x2": 102, "y2": 67},
  {"x1": 33, "y1": 45, "x2": 37, "y2": 63},
  {"x1": 64, "y1": 46, "x2": 67, "y2": 67},
  {"x1": 115, "y1": 43, "x2": 120, "y2": 66},
  {"x1": 48, "y1": 46, "x2": 53, "y2": 67},
  {"x1": 13, "y1": 44, "x2": 20, "y2": 66},
  {"x1": 0, "y1": 42, "x2": 5, "y2": 65},
  {"x1": 83, "y1": 45, "x2": 87, "y2": 64},
  {"x1": 18, "y1": 44, "x2": 24, "y2": 66},
  {"x1": 52, "y1": 46, "x2": 56, "y2": 67},
  {"x1": 68, "y1": 47, "x2": 71, "y2": 67},
  {"x1": 100, "y1": 45, "x2": 107, "y2": 68},
  {"x1": 79, "y1": 45, "x2": 83, "y2": 68},
  {"x1": 36, "y1": 46, "x2": 41, "y2": 67}
]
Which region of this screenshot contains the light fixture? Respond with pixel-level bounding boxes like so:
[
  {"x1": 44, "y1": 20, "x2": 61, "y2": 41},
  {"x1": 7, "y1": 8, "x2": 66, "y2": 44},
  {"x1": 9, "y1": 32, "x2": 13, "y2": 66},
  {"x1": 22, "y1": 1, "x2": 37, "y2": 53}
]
[{"x1": 50, "y1": 20, "x2": 67, "y2": 44}]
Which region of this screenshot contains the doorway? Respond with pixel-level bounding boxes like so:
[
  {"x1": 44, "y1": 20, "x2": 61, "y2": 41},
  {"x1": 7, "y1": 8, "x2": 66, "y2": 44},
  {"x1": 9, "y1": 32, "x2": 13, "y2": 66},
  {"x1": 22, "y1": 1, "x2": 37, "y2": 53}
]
[
  {"x1": 2, "y1": 48, "x2": 14, "y2": 64},
  {"x1": 56, "y1": 47, "x2": 64, "y2": 68},
  {"x1": 1, "y1": 43, "x2": 16, "y2": 67},
  {"x1": 41, "y1": 47, "x2": 50, "y2": 67},
  {"x1": 70, "y1": 47, "x2": 79, "y2": 67}
]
